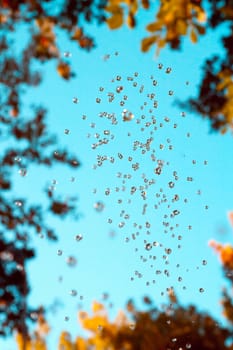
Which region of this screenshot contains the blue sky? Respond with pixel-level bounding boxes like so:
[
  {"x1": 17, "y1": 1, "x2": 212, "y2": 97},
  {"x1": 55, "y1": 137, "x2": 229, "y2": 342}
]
[{"x1": 2, "y1": 9, "x2": 233, "y2": 350}]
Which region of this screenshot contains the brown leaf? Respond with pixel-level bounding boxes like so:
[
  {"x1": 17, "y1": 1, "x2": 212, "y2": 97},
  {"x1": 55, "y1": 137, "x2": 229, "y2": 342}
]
[
  {"x1": 190, "y1": 28, "x2": 198, "y2": 43},
  {"x1": 141, "y1": 0, "x2": 150, "y2": 9},
  {"x1": 106, "y1": 9, "x2": 124, "y2": 29},
  {"x1": 127, "y1": 13, "x2": 136, "y2": 28},
  {"x1": 146, "y1": 22, "x2": 161, "y2": 32},
  {"x1": 57, "y1": 61, "x2": 71, "y2": 80},
  {"x1": 176, "y1": 19, "x2": 187, "y2": 35},
  {"x1": 141, "y1": 35, "x2": 157, "y2": 52}
]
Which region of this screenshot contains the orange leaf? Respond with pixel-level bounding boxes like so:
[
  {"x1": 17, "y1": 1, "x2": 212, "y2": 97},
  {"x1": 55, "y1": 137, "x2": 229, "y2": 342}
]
[
  {"x1": 176, "y1": 19, "x2": 187, "y2": 35},
  {"x1": 106, "y1": 10, "x2": 124, "y2": 29},
  {"x1": 141, "y1": 35, "x2": 157, "y2": 52},
  {"x1": 71, "y1": 27, "x2": 83, "y2": 41},
  {"x1": 92, "y1": 301, "x2": 105, "y2": 313},
  {"x1": 57, "y1": 61, "x2": 71, "y2": 80},
  {"x1": 127, "y1": 13, "x2": 136, "y2": 28},
  {"x1": 146, "y1": 22, "x2": 161, "y2": 32},
  {"x1": 190, "y1": 28, "x2": 198, "y2": 43}
]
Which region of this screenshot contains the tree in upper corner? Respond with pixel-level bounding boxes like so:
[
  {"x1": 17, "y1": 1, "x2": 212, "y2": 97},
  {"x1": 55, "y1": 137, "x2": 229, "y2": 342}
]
[
  {"x1": 0, "y1": 0, "x2": 106, "y2": 340},
  {"x1": 104, "y1": 0, "x2": 233, "y2": 134}
]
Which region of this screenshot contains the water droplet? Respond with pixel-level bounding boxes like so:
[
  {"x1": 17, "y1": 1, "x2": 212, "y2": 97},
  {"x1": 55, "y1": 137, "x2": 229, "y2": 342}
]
[
  {"x1": 165, "y1": 248, "x2": 172, "y2": 254},
  {"x1": 16, "y1": 264, "x2": 24, "y2": 271},
  {"x1": 57, "y1": 249, "x2": 63, "y2": 256},
  {"x1": 199, "y1": 288, "x2": 204, "y2": 293},
  {"x1": 145, "y1": 243, "x2": 152, "y2": 251},
  {"x1": 63, "y1": 51, "x2": 72, "y2": 57},
  {"x1": 154, "y1": 167, "x2": 162, "y2": 175},
  {"x1": 75, "y1": 234, "x2": 83, "y2": 242},
  {"x1": 116, "y1": 86, "x2": 123, "y2": 93},
  {"x1": 70, "y1": 289, "x2": 77, "y2": 296},
  {"x1": 30, "y1": 312, "x2": 38, "y2": 321},
  {"x1": 66, "y1": 256, "x2": 77, "y2": 267},
  {"x1": 122, "y1": 109, "x2": 134, "y2": 121},
  {"x1": 0, "y1": 252, "x2": 13, "y2": 261},
  {"x1": 168, "y1": 181, "x2": 175, "y2": 188},
  {"x1": 64, "y1": 129, "x2": 70, "y2": 135},
  {"x1": 97, "y1": 325, "x2": 103, "y2": 331},
  {"x1": 72, "y1": 97, "x2": 79, "y2": 103},
  {"x1": 129, "y1": 323, "x2": 135, "y2": 330},
  {"x1": 94, "y1": 201, "x2": 105, "y2": 212},
  {"x1": 18, "y1": 168, "x2": 27, "y2": 177},
  {"x1": 14, "y1": 156, "x2": 21, "y2": 163}
]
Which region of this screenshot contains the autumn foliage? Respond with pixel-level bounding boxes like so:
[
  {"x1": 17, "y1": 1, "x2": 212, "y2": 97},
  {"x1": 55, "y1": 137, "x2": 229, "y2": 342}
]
[
  {"x1": 1, "y1": 0, "x2": 233, "y2": 346},
  {"x1": 16, "y1": 293, "x2": 233, "y2": 350},
  {"x1": 14, "y1": 211, "x2": 233, "y2": 349},
  {"x1": 104, "y1": 0, "x2": 233, "y2": 133}
]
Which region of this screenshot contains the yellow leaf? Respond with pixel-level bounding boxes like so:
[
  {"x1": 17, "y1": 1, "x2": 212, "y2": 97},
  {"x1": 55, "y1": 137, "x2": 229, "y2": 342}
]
[
  {"x1": 76, "y1": 337, "x2": 87, "y2": 350},
  {"x1": 216, "y1": 77, "x2": 231, "y2": 91},
  {"x1": 92, "y1": 301, "x2": 105, "y2": 313},
  {"x1": 155, "y1": 38, "x2": 166, "y2": 55},
  {"x1": 127, "y1": 12, "x2": 136, "y2": 28},
  {"x1": 190, "y1": 28, "x2": 198, "y2": 43},
  {"x1": 107, "y1": 0, "x2": 122, "y2": 5},
  {"x1": 146, "y1": 22, "x2": 161, "y2": 32},
  {"x1": 197, "y1": 9, "x2": 207, "y2": 23},
  {"x1": 141, "y1": 35, "x2": 157, "y2": 52},
  {"x1": 59, "y1": 332, "x2": 73, "y2": 350},
  {"x1": 106, "y1": 9, "x2": 124, "y2": 29},
  {"x1": 163, "y1": 11, "x2": 175, "y2": 24},
  {"x1": 125, "y1": 0, "x2": 138, "y2": 14},
  {"x1": 15, "y1": 333, "x2": 32, "y2": 350},
  {"x1": 82, "y1": 315, "x2": 108, "y2": 332},
  {"x1": 105, "y1": 4, "x2": 121, "y2": 13},
  {"x1": 157, "y1": 38, "x2": 166, "y2": 48},
  {"x1": 176, "y1": 19, "x2": 187, "y2": 35}
]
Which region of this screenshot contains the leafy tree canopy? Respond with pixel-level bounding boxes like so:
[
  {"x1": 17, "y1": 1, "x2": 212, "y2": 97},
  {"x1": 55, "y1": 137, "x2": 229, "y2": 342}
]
[{"x1": 1, "y1": 0, "x2": 233, "y2": 344}]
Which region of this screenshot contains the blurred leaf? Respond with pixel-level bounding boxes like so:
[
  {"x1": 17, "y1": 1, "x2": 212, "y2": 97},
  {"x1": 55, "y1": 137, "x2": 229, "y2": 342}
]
[
  {"x1": 190, "y1": 28, "x2": 198, "y2": 43},
  {"x1": 141, "y1": 35, "x2": 157, "y2": 52},
  {"x1": 106, "y1": 9, "x2": 124, "y2": 29}
]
